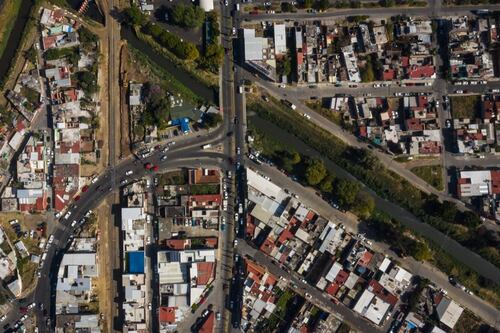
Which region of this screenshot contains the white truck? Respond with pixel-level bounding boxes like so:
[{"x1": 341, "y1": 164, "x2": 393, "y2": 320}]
[{"x1": 202, "y1": 144, "x2": 212, "y2": 150}]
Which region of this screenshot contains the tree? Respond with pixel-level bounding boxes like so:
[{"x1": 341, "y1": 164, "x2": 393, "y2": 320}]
[
  {"x1": 78, "y1": 26, "x2": 99, "y2": 49},
  {"x1": 199, "y1": 43, "x2": 224, "y2": 72},
  {"x1": 409, "y1": 241, "x2": 432, "y2": 261},
  {"x1": 77, "y1": 71, "x2": 98, "y2": 95},
  {"x1": 440, "y1": 201, "x2": 458, "y2": 223},
  {"x1": 280, "y1": 151, "x2": 301, "y2": 173},
  {"x1": 276, "y1": 55, "x2": 292, "y2": 77},
  {"x1": 122, "y1": 6, "x2": 147, "y2": 26},
  {"x1": 315, "y1": 0, "x2": 330, "y2": 11},
  {"x1": 334, "y1": 179, "x2": 360, "y2": 208},
  {"x1": 320, "y1": 174, "x2": 335, "y2": 193},
  {"x1": 456, "y1": 211, "x2": 481, "y2": 228},
  {"x1": 171, "y1": 4, "x2": 205, "y2": 29},
  {"x1": 304, "y1": 0, "x2": 314, "y2": 8},
  {"x1": 353, "y1": 192, "x2": 375, "y2": 219},
  {"x1": 182, "y1": 42, "x2": 200, "y2": 61},
  {"x1": 305, "y1": 158, "x2": 327, "y2": 185},
  {"x1": 203, "y1": 113, "x2": 222, "y2": 128}
]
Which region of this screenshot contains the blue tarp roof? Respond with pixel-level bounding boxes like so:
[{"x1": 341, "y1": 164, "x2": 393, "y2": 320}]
[
  {"x1": 171, "y1": 118, "x2": 190, "y2": 133},
  {"x1": 128, "y1": 251, "x2": 145, "y2": 274}
]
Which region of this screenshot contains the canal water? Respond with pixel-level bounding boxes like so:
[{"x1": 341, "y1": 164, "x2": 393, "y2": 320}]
[
  {"x1": 121, "y1": 26, "x2": 217, "y2": 104},
  {"x1": 0, "y1": 0, "x2": 32, "y2": 83},
  {"x1": 248, "y1": 113, "x2": 500, "y2": 283},
  {"x1": 66, "y1": 0, "x2": 104, "y2": 24}
]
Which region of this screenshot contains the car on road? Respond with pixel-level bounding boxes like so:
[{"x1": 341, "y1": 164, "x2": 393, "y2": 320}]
[
  {"x1": 234, "y1": 239, "x2": 238, "y2": 246},
  {"x1": 147, "y1": 236, "x2": 151, "y2": 245},
  {"x1": 48, "y1": 235, "x2": 54, "y2": 244},
  {"x1": 305, "y1": 293, "x2": 312, "y2": 299},
  {"x1": 445, "y1": 119, "x2": 452, "y2": 128},
  {"x1": 85, "y1": 210, "x2": 93, "y2": 217},
  {"x1": 91, "y1": 176, "x2": 99, "y2": 184},
  {"x1": 28, "y1": 302, "x2": 36, "y2": 309},
  {"x1": 236, "y1": 147, "x2": 241, "y2": 155},
  {"x1": 82, "y1": 185, "x2": 89, "y2": 192},
  {"x1": 64, "y1": 211, "x2": 71, "y2": 220},
  {"x1": 455, "y1": 90, "x2": 464, "y2": 94},
  {"x1": 148, "y1": 303, "x2": 152, "y2": 310},
  {"x1": 55, "y1": 211, "x2": 62, "y2": 218},
  {"x1": 0, "y1": 315, "x2": 6, "y2": 322},
  {"x1": 161, "y1": 155, "x2": 167, "y2": 161},
  {"x1": 491, "y1": 89, "x2": 500, "y2": 93},
  {"x1": 216, "y1": 312, "x2": 221, "y2": 321},
  {"x1": 120, "y1": 179, "x2": 128, "y2": 186},
  {"x1": 125, "y1": 170, "x2": 134, "y2": 176},
  {"x1": 71, "y1": 220, "x2": 77, "y2": 227}
]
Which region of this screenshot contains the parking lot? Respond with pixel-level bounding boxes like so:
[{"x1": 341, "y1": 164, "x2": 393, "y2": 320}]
[{"x1": 150, "y1": 0, "x2": 205, "y2": 46}]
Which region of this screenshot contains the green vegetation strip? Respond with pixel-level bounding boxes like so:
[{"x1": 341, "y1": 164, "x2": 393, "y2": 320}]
[
  {"x1": 249, "y1": 100, "x2": 499, "y2": 267},
  {"x1": 133, "y1": 27, "x2": 218, "y2": 89},
  {"x1": 127, "y1": 46, "x2": 202, "y2": 104},
  {"x1": 0, "y1": 0, "x2": 23, "y2": 59},
  {"x1": 248, "y1": 100, "x2": 500, "y2": 306},
  {"x1": 411, "y1": 165, "x2": 444, "y2": 191}
]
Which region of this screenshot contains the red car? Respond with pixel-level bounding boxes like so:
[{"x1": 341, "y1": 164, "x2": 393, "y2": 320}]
[
  {"x1": 152, "y1": 165, "x2": 159, "y2": 172},
  {"x1": 81, "y1": 185, "x2": 89, "y2": 192},
  {"x1": 145, "y1": 163, "x2": 152, "y2": 170},
  {"x1": 74, "y1": 195, "x2": 81, "y2": 201}
]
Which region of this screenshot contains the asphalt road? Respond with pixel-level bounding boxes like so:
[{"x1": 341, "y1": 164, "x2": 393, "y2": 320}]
[
  {"x1": 2, "y1": 124, "x2": 229, "y2": 331},
  {"x1": 237, "y1": 4, "x2": 500, "y2": 21},
  {"x1": 235, "y1": 241, "x2": 383, "y2": 333},
  {"x1": 246, "y1": 162, "x2": 500, "y2": 329}
]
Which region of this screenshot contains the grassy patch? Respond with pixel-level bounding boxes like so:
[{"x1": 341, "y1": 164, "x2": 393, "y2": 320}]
[
  {"x1": 453, "y1": 309, "x2": 488, "y2": 333},
  {"x1": 18, "y1": 256, "x2": 37, "y2": 290},
  {"x1": 21, "y1": 86, "x2": 40, "y2": 105},
  {"x1": 189, "y1": 184, "x2": 219, "y2": 195},
  {"x1": 411, "y1": 165, "x2": 444, "y2": 191},
  {"x1": 247, "y1": 99, "x2": 500, "y2": 304},
  {"x1": 134, "y1": 27, "x2": 218, "y2": 88},
  {"x1": 159, "y1": 170, "x2": 188, "y2": 186},
  {"x1": 304, "y1": 100, "x2": 344, "y2": 126},
  {"x1": 0, "y1": 1, "x2": 23, "y2": 59},
  {"x1": 450, "y1": 95, "x2": 481, "y2": 119},
  {"x1": 127, "y1": 45, "x2": 203, "y2": 104}
]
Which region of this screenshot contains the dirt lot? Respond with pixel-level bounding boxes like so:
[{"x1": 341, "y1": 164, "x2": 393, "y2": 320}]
[{"x1": 94, "y1": 195, "x2": 117, "y2": 333}]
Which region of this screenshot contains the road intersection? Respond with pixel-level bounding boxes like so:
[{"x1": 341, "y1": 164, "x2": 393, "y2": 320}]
[{"x1": 4, "y1": 1, "x2": 500, "y2": 332}]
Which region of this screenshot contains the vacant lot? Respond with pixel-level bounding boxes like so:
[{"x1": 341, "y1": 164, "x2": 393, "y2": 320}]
[
  {"x1": 0, "y1": 1, "x2": 22, "y2": 59},
  {"x1": 450, "y1": 95, "x2": 481, "y2": 119},
  {"x1": 411, "y1": 165, "x2": 444, "y2": 191}
]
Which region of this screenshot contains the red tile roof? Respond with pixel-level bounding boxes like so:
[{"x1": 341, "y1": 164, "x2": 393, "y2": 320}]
[
  {"x1": 259, "y1": 237, "x2": 275, "y2": 255},
  {"x1": 335, "y1": 270, "x2": 350, "y2": 285},
  {"x1": 159, "y1": 307, "x2": 176, "y2": 323},
  {"x1": 166, "y1": 239, "x2": 188, "y2": 250},
  {"x1": 196, "y1": 262, "x2": 215, "y2": 285},
  {"x1": 408, "y1": 65, "x2": 435, "y2": 79},
  {"x1": 199, "y1": 312, "x2": 215, "y2": 333},
  {"x1": 278, "y1": 229, "x2": 294, "y2": 244},
  {"x1": 383, "y1": 69, "x2": 395, "y2": 81},
  {"x1": 326, "y1": 282, "x2": 340, "y2": 296},
  {"x1": 358, "y1": 251, "x2": 373, "y2": 267}
]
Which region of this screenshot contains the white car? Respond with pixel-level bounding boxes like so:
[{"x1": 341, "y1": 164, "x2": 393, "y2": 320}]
[
  {"x1": 48, "y1": 235, "x2": 54, "y2": 244},
  {"x1": 64, "y1": 211, "x2": 72, "y2": 220},
  {"x1": 148, "y1": 302, "x2": 152, "y2": 310},
  {"x1": 85, "y1": 210, "x2": 93, "y2": 218},
  {"x1": 125, "y1": 170, "x2": 134, "y2": 176},
  {"x1": 455, "y1": 90, "x2": 464, "y2": 94},
  {"x1": 147, "y1": 236, "x2": 151, "y2": 244},
  {"x1": 71, "y1": 220, "x2": 77, "y2": 227},
  {"x1": 0, "y1": 315, "x2": 6, "y2": 322},
  {"x1": 91, "y1": 176, "x2": 99, "y2": 184},
  {"x1": 161, "y1": 155, "x2": 168, "y2": 161},
  {"x1": 234, "y1": 239, "x2": 238, "y2": 246},
  {"x1": 28, "y1": 302, "x2": 36, "y2": 309},
  {"x1": 21, "y1": 314, "x2": 28, "y2": 321},
  {"x1": 55, "y1": 212, "x2": 62, "y2": 218}
]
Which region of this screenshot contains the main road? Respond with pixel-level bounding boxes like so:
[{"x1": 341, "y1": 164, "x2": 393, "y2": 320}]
[{"x1": 5, "y1": 124, "x2": 229, "y2": 332}]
